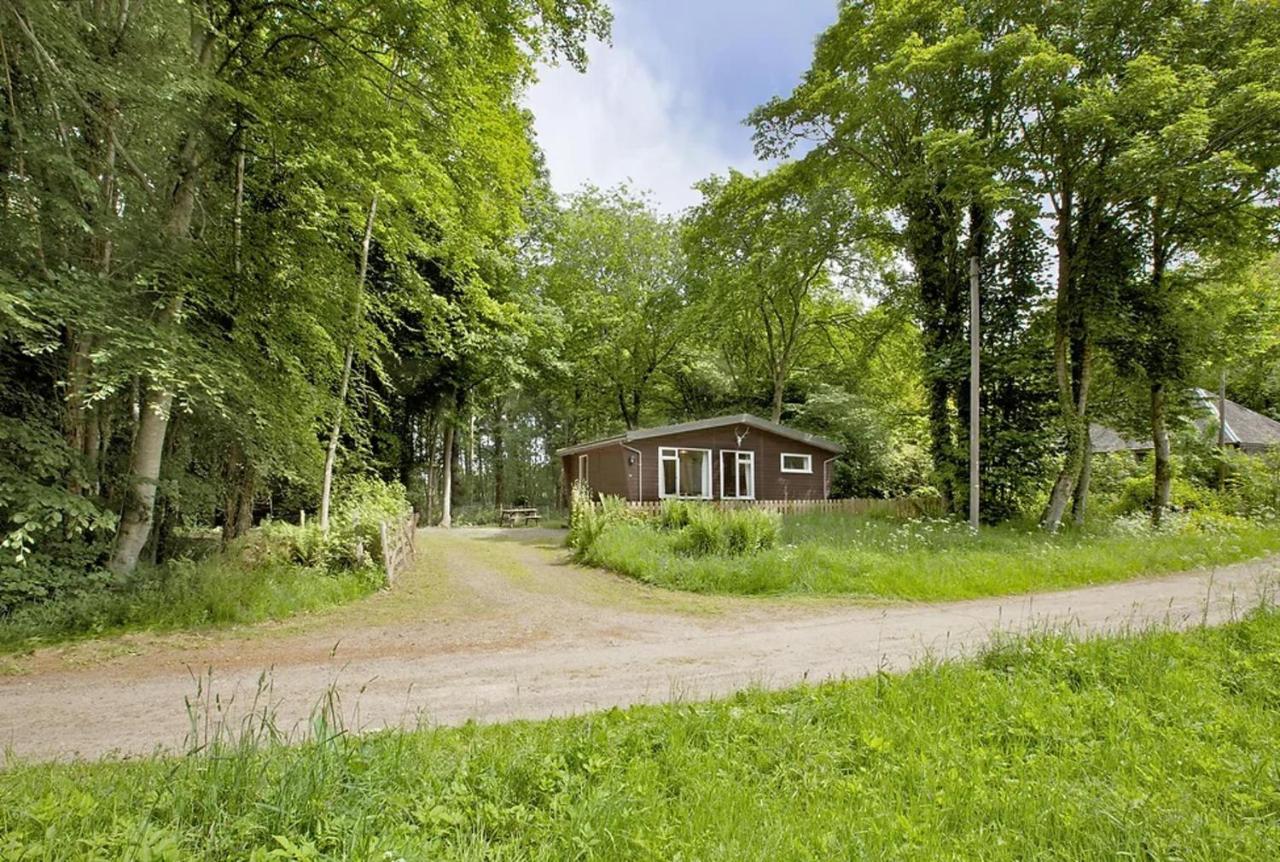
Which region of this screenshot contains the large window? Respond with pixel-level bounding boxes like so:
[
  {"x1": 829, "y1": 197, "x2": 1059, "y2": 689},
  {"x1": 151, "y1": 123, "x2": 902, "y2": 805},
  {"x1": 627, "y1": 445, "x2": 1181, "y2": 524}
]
[
  {"x1": 720, "y1": 450, "x2": 755, "y2": 499},
  {"x1": 780, "y1": 452, "x2": 813, "y2": 474},
  {"x1": 658, "y1": 447, "x2": 712, "y2": 499}
]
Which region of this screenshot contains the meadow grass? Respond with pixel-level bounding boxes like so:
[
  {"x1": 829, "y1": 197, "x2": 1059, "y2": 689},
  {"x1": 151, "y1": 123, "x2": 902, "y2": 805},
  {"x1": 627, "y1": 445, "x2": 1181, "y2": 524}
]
[
  {"x1": 3, "y1": 610, "x2": 1280, "y2": 859},
  {"x1": 579, "y1": 510, "x2": 1280, "y2": 598},
  {"x1": 0, "y1": 555, "x2": 377, "y2": 654}
]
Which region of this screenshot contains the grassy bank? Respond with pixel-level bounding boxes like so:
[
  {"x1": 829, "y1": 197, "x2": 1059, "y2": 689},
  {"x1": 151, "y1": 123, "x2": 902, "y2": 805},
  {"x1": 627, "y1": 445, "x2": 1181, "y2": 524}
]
[
  {"x1": 579, "y1": 510, "x2": 1280, "y2": 598},
  {"x1": 0, "y1": 544, "x2": 380, "y2": 654},
  {"x1": 4, "y1": 610, "x2": 1280, "y2": 859}
]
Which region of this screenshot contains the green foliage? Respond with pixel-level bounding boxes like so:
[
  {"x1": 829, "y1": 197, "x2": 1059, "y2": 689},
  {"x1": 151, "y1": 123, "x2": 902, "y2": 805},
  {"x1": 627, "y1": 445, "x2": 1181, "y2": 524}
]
[
  {"x1": 0, "y1": 552, "x2": 376, "y2": 653},
  {"x1": 583, "y1": 510, "x2": 1280, "y2": 598},
  {"x1": 1220, "y1": 449, "x2": 1280, "y2": 521},
  {"x1": 671, "y1": 506, "x2": 782, "y2": 558},
  {"x1": 7, "y1": 611, "x2": 1280, "y2": 858},
  {"x1": 657, "y1": 498, "x2": 694, "y2": 530},
  {"x1": 566, "y1": 488, "x2": 634, "y2": 554},
  {"x1": 0, "y1": 419, "x2": 115, "y2": 613}
]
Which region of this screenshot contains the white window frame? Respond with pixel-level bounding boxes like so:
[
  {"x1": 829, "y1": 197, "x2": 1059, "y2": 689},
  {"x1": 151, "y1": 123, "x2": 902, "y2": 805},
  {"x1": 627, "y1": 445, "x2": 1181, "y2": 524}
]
[
  {"x1": 779, "y1": 452, "x2": 813, "y2": 474},
  {"x1": 577, "y1": 453, "x2": 589, "y2": 484},
  {"x1": 719, "y1": 449, "x2": 756, "y2": 500},
  {"x1": 658, "y1": 446, "x2": 713, "y2": 499}
]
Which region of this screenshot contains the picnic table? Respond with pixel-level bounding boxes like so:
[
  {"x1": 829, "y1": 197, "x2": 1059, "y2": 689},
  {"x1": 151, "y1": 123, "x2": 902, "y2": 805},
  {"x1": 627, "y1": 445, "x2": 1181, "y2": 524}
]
[{"x1": 499, "y1": 506, "x2": 541, "y2": 527}]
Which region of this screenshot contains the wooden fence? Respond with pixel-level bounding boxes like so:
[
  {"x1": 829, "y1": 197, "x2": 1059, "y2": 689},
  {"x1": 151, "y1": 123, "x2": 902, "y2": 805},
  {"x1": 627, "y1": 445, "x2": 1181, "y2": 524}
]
[
  {"x1": 586, "y1": 497, "x2": 939, "y2": 519},
  {"x1": 378, "y1": 511, "x2": 419, "y2": 586}
]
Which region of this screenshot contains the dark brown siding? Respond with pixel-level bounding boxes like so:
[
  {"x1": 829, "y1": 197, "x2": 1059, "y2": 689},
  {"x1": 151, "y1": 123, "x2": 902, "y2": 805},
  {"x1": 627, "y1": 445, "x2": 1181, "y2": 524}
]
[
  {"x1": 561, "y1": 444, "x2": 634, "y2": 499},
  {"x1": 633, "y1": 426, "x2": 833, "y2": 501},
  {"x1": 564, "y1": 425, "x2": 836, "y2": 502}
]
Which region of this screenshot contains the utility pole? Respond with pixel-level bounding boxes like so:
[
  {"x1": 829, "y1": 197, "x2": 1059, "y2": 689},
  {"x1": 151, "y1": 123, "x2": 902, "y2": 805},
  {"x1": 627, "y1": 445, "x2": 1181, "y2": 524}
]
[{"x1": 969, "y1": 255, "x2": 981, "y2": 530}]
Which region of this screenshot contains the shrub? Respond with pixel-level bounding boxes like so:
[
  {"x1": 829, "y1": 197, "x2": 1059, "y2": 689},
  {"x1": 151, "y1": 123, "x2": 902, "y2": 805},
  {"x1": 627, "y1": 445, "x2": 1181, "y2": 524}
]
[
  {"x1": 567, "y1": 487, "x2": 635, "y2": 553},
  {"x1": 1221, "y1": 449, "x2": 1280, "y2": 520},
  {"x1": 657, "y1": 498, "x2": 693, "y2": 530},
  {"x1": 1112, "y1": 471, "x2": 1211, "y2": 517},
  {"x1": 672, "y1": 506, "x2": 781, "y2": 558},
  {"x1": 0, "y1": 417, "x2": 117, "y2": 613}
]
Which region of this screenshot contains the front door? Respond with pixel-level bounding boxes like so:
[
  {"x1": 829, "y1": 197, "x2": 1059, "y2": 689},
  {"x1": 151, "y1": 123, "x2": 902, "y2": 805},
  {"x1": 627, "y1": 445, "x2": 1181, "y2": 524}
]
[{"x1": 720, "y1": 449, "x2": 755, "y2": 499}]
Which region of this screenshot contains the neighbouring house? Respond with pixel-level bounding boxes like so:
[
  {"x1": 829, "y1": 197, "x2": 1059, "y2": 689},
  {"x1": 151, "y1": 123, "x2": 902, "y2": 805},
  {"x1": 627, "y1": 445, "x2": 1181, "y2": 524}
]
[
  {"x1": 1091, "y1": 391, "x2": 1280, "y2": 456},
  {"x1": 556, "y1": 414, "x2": 842, "y2": 502},
  {"x1": 1190, "y1": 389, "x2": 1280, "y2": 453},
  {"x1": 1089, "y1": 423, "x2": 1155, "y2": 455}
]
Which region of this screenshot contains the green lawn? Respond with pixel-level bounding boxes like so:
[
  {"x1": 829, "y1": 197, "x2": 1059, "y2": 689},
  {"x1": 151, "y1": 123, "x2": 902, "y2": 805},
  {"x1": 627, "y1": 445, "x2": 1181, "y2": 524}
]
[
  {"x1": 580, "y1": 511, "x2": 1280, "y2": 599},
  {"x1": 4, "y1": 611, "x2": 1280, "y2": 859}
]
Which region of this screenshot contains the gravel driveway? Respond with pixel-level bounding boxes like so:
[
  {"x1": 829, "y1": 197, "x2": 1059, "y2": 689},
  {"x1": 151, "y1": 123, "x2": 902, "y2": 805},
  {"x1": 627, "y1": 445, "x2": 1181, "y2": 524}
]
[{"x1": 2, "y1": 528, "x2": 1276, "y2": 763}]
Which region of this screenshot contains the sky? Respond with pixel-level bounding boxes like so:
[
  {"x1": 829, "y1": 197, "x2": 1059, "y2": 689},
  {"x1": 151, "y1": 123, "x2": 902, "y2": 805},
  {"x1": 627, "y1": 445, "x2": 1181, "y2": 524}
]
[{"x1": 525, "y1": 0, "x2": 838, "y2": 214}]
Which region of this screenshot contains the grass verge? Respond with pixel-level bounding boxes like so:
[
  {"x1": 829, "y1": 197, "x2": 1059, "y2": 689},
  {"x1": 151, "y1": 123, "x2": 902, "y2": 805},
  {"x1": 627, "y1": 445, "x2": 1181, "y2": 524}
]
[
  {"x1": 0, "y1": 554, "x2": 378, "y2": 654},
  {"x1": 580, "y1": 511, "x2": 1280, "y2": 598},
  {"x1": 3, "y1": 610, "x2": 1280, "y2": 859}
]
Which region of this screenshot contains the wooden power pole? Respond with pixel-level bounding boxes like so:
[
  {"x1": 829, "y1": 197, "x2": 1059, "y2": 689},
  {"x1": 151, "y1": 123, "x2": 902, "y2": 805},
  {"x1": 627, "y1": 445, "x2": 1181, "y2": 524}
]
[{"x1": 969, "y1": 255, "x2": 981, "y2": 530}]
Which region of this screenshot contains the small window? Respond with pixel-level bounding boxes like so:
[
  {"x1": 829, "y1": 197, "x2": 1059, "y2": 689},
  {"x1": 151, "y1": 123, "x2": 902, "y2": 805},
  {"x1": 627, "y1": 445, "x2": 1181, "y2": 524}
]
[
  {"x1": 578, "y1": 453, "x2": 589, "y2": 483},
  {"x1": 780, "y1": 453, "x2": 812, "y2": 474}
]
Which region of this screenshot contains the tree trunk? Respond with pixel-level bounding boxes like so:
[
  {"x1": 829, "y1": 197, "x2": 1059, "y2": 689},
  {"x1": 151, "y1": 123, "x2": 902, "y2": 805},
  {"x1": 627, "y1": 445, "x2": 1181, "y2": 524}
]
[
  {"x1": 1217, "y1": 368, "x2": 1227, "y2": 491},
  {"x1": 319, "y1": 194, "x2": 378, "y2": 532},
  {"x1": 221, "y1": 444, "x2": 254, "y2": 545},
  {"x1": 770, "y1": 372, "x2": 784, "y2": 424},
  {"x1": 1041, "y1": 187, "x2": 1091, "y2": 532},
  {"x1": 493, "y1": 405, "x2": 505, "y2": 509},
  {"x1": 422, "y1": 413, "x2": 437, "y2": 527},
  {"x1": 110, "y1": 389, "x2": 173, "y2": 573},
  {"x1": 1071, "y1": 446, "x2": 1091, "y2": 527},
  {"x1": 1151, "y1": 381, "x2": 1172, "y2": 526},
  {"x1": 440, "y1": 418, "x2": 455, "y2": 529},
  {"x1": 107, "y1": 20, "x2": 217, "y2": 576},
  {"x1": 319, "y1": 344, "x2": 354, "y2": 532}
]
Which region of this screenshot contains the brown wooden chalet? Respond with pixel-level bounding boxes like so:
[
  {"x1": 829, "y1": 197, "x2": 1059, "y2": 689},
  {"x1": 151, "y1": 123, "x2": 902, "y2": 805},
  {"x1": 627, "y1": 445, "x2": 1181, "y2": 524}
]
[{"x1": 556, "y1": 414, "x2": 842, "y2": 502}]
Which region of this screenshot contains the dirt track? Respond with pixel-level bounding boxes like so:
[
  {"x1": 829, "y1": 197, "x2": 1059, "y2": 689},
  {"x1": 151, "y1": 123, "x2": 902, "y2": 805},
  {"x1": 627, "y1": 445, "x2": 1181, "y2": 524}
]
[{"x1": 2, "y1": 528, "x2": 1277, "y2": 763}]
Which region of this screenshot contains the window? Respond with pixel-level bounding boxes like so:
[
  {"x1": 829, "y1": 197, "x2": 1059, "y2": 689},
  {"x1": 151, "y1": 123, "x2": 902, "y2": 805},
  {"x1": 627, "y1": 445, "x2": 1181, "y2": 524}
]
[
  {"x1": 780, "y1": 452, "x2": 813, "y2": 474},
  {"x1": 577, "y1": 453, "x2": 589, "y2": 484},
  {"x1": 658, "y1": 447, "x2": 712, "y2": 499},
  {"x1": 720, "y1": 450, "x2": 755, "y2": 499}
]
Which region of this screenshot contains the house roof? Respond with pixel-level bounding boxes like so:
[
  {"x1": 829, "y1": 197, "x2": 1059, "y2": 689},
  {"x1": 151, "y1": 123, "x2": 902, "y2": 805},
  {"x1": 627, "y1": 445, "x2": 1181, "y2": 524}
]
[
  {"x1": 555, "y1": 413, "x2": 843, "y2": 457},
  {"x1": 1191, "y1": 389, "x2": 1280, "y2": 448},
  {"x1": 1091, "y1": 392, "x2": 1280, "y2": 453},
  {"x1": 1090, "y1": 423, "x2": 1154, "y2": 453}
]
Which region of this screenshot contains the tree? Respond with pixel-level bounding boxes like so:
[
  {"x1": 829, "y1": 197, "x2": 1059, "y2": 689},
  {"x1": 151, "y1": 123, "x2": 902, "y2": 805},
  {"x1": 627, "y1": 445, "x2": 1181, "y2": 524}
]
[
  {"x1": 533, "y1": 186, "x2": 689, "y2": 433},
  {"x1": 684, "y1": 163, "x2": 882, "y2": 423}
]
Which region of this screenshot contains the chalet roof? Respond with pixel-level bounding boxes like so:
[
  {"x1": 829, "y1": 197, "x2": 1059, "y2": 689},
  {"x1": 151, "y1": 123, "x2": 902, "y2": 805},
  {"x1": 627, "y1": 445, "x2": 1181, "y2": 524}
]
[
  {"x1": 1090, "y1": 423, "x2": 1154, "y2": 453},
  {"x1": 1191, "y1": 389, "x2": 1280, "y2": 448},
  {"x1": 1091, "y1": 393, "x2": 1280, "y2": 453},
  {"x1": 555, "y1": 413, "x2": 843, "y2": 457}
]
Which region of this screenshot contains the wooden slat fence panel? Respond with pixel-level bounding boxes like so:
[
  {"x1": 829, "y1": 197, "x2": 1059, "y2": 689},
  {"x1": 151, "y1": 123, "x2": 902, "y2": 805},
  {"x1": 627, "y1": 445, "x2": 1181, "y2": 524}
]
[
  {"x1": 583, "y1": 497, "x2": 939, "y2": 519},
  {"x1": 378, "y1": 511, "x2": 419, "y2": 586}
]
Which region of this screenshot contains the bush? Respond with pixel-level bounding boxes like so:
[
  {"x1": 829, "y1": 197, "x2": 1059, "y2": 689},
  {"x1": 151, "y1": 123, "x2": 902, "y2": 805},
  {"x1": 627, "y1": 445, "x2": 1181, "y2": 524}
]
[
  {"x1": 657, "y1": 498, "x2": 693, "y2": 530},
  {"x1": 671, "y1": 506, "x2": 781, "y2": 558},
  {"x1": 567, "y1": 487, "x2": 634, "y2": 553},
  {"x1": 1221, "y1": 449, "x2": 1280, "y2": 520},
  {"x1": 0, "y1": 418, "x2": 117, "y2": 613}
]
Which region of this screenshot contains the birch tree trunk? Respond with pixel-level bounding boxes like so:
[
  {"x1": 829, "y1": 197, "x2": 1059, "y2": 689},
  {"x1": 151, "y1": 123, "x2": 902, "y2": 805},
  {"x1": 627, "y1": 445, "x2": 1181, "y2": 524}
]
[
  {"x1": 319, "y1": 194, "x2": 378, "y2": 532},
  {"x1": 440, "y1": 418, "x2": 455, "y2": 528}
]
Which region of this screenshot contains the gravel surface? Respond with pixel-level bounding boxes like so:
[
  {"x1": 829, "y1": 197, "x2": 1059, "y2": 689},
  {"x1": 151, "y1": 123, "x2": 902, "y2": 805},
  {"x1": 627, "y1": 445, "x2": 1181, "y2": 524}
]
[{"x1": 2, "y1": 528, "x2": 1276, "y2": 763}]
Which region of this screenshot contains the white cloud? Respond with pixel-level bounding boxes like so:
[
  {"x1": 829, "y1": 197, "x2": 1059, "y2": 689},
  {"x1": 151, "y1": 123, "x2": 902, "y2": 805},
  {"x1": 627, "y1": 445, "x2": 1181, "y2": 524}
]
[{"x1": 524, "y1": 38, "x2": 758, "y2": 214}]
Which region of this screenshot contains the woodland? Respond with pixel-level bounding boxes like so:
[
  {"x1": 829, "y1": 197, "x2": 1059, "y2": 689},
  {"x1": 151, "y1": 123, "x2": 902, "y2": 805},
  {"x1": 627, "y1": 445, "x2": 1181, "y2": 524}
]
[{"x1": 2, "y1": 0, "x2": 1280, "y2": 612}]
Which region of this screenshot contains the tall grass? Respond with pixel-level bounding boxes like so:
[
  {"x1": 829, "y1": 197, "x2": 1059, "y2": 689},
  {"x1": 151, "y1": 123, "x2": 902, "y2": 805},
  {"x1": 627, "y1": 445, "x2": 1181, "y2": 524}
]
[
  {"x1": 579, "y1": 509, "x2": 1280, "y2": 598},
  {"x1": 4, "y1": 610, "x2": 1280, "y2": 859},
  {"x1": 0, "y1": 551, "x2": 378, "y2": 653}
]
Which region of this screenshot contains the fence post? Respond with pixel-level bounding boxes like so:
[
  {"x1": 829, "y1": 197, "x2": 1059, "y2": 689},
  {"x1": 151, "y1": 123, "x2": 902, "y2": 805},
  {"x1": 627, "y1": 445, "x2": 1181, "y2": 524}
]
[{"x1": 380, "y1": 520, "x2": 392, "y2": 586}]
